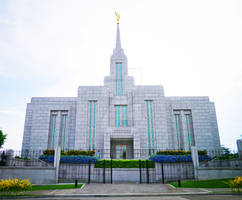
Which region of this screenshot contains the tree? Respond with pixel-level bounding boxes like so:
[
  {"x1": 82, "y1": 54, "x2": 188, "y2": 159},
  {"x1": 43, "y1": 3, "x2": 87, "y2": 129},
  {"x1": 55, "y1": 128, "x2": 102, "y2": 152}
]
[
  {"x1": 221, "y1": 145, "x2": 231, "y2": 155},
  {"x1": 0, "y1": 130, "x2": 7, "y2": 148}
]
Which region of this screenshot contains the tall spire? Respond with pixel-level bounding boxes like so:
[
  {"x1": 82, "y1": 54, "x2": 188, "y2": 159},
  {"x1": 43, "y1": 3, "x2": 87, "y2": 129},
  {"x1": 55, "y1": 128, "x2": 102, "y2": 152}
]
[
  {"x1": 115, "y1": 11, "x2": 121, "y2": 49},
  {"x1": 116, "y1": 24, "x2": 121, "y2": 49}
]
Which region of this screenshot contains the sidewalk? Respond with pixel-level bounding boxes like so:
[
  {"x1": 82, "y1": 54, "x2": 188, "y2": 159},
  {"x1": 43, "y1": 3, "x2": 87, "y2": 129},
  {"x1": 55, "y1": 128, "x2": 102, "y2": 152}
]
[{"x1": 27, "y1": 183, "x2": 219, "y2": 197}]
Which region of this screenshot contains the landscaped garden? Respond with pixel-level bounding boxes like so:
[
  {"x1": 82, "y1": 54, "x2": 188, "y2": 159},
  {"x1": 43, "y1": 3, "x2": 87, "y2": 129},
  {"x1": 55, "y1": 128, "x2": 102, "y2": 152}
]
[
  {"x1": 171, "y1": 177, "x2": 242, "y2": 191},
  {"x1": 150, "y1": 150, "x2": 211, "y2": 163},
  {"x1": 39, "y1": 149, "x2": 98, "y2": 164},
  {"x1": 38, "y1": 149, "x2": 212, "y2": 164}
]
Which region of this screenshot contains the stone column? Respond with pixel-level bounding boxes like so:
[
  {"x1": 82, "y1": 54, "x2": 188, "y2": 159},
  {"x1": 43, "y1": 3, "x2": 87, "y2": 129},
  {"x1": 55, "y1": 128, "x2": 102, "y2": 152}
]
[
  {"x1": 133, "y1": 129, "x2": 141, "y2": 159},
  {"x1": 103, "y1": 131, "x2": 111, "y2": 159},
  {"x1": 191, "y1": 146, "x2": 199, "y2": 180},
  {"x1": 54, "y1": 146, "x2": 61, "y2": 184},
  {"x1": 237, "y1": 139, "x2": 242, "y2": 159}
]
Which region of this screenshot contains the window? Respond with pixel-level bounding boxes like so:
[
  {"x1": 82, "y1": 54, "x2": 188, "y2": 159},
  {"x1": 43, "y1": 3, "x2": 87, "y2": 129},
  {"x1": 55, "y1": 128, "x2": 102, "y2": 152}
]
[
  {"x1": 115, "y1": 63, "x2": 122, "y2": 96},
  {"x1": 48, "y1": 110, "x2": 69, "y2": 150},
  {"x1": 60, "y1": 112, "x2": 68, "y2": 150},
  {"x1": 89, "y1": 100, "x2": 97, "y2": 150},
  {"x1": 173, "y1": 110, "x2": 194, "y2": 150},
  {"x1": 122, "y1": 106, "x2": 127, "y2": 127},
  {"x1": 115, "y1": 105, "x2": 127, "y2": 127},
  {"x1": 174, "y1": 113, "x2": 183, "y2": 150},
  {"x1": 185, "y1": 113, "x2": 195, "y2": 148},
  {"x1": 48, "y1": 112, "x2": 57, "y2": 149},
  {"x1": 145, "y1": 100, "x2": 154, "y2": 155}
]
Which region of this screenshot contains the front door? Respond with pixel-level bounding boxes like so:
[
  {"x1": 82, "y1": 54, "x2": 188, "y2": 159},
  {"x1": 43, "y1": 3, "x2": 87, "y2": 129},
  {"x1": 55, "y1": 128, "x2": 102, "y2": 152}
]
[{"x1": 116, "y1": 144, "x2": 127, "y2": 159}]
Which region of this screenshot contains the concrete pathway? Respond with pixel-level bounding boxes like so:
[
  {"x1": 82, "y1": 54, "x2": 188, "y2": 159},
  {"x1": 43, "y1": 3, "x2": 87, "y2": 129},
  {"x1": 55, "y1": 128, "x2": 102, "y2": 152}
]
[{"x1": 28, "y1": 183, "x2": 210, "y2": 196}]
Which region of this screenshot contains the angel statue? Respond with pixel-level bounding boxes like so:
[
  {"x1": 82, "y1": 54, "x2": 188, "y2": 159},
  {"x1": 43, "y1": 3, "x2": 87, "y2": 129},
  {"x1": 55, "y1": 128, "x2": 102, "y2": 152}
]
[{"x1": 115, "y1": 11, "x2": 120, "y2": 24}]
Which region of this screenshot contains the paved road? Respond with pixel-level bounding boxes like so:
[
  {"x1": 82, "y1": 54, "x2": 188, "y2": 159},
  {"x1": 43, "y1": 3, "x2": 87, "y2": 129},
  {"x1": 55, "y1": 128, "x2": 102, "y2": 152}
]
[{"x1": 7, "y1": 195, "x2": 242, "y2": 200}]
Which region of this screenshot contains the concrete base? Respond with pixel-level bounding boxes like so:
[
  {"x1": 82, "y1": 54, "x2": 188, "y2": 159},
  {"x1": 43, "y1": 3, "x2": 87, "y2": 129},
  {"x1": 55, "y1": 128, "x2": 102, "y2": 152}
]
[
  {"x1": 197, "y1": 167, "x2": 242, "y2": 180},
  {"x1": 0, "y1": 167, "x2": 56, "y2": 184}
]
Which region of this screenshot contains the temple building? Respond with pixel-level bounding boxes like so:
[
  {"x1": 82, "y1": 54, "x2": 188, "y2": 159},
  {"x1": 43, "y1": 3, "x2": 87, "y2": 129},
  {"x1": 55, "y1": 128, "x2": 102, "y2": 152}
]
[{"x1": 22, "y1": 16, "x2": 221, "y2": 159}]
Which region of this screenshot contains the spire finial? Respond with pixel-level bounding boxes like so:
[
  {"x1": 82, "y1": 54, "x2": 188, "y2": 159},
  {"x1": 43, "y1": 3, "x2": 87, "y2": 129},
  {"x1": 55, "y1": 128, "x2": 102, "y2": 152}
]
[{"x1": 115, "y1": 11, "x2": 120, "y2": 24}]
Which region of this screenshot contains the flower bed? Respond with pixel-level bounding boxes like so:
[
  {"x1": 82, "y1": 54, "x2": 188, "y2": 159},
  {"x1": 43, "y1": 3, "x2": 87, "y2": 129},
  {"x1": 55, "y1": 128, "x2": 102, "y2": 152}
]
[
  {"x1": 150, "y1": 154, "x2": 211, "y2": 163},
  {"x1": 95, "y1": 159, "x2": 155, "y2": 168},
  {"x1": 39, "y1": 155, "x2": 98, "y2": 164},
  {"x1": 0, "y1": 178, "x2": 32, "y2": 194}
]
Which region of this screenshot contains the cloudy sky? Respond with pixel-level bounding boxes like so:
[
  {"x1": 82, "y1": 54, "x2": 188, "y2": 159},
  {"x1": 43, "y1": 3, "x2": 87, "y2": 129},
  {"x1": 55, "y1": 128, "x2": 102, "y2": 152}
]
[{"x1": 0, "y1": 0, "x2": 241, "y2": 150}]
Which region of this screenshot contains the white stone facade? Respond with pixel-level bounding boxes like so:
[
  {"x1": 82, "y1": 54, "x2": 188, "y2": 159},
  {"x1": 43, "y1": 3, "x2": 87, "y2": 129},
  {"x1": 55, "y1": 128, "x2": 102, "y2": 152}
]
[{"x1": 22, "y1": 23, "x2": 221, "y2": 158}]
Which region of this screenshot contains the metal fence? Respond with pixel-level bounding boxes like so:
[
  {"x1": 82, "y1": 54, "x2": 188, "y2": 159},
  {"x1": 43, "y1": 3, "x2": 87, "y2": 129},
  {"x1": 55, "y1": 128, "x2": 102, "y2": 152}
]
[
  {"x1": 58, "y1": 160, "x2": 194, "y2": 184},
  {"x1": 2, "y1": 148, "x2": 241, "y2": 183},
  {"x1": 57, "y1": 147, "x2": 196, "y2": 184},
  {"x1": 0, "y1": 149, "x2": 51, "y2": 167},
  {"x1": 200, "y1": 149, "x2": 242, "y2": 168}
]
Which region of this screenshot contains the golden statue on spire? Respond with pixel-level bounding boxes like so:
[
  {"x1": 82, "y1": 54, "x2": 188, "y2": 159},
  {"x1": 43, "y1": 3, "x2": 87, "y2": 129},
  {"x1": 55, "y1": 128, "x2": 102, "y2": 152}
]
[{"x1": 115, "y1": 11, "x2": 120, "y2": 24}]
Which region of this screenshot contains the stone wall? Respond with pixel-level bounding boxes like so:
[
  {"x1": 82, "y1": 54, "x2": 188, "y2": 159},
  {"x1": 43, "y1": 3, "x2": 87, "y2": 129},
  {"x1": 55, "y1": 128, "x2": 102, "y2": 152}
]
[
  {"x1": 0, "y1": 167, "x2": 56, "y2": 184},
  {"x1": 197, "y1": 167, "x2": 242, "y2": 180}
]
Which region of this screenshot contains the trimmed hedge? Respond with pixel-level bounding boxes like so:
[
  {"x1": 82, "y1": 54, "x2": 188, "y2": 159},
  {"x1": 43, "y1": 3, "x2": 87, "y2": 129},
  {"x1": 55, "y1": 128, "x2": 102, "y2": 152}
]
[
  {"x1": 94, "y1": 159, "x2": 155, "y2": 168},
  {"x1": 156, "y1": 150, "x2": 207, "y2": 156},
  {"x1": 39, "y1": 155, "x2": 98, "y2": 164},
  {"x1": 150, "y1": 154, "x2": 211, "y2": 163},
  {"x1": 42, "y1": 149, "x2": 95, "y2": 156}
]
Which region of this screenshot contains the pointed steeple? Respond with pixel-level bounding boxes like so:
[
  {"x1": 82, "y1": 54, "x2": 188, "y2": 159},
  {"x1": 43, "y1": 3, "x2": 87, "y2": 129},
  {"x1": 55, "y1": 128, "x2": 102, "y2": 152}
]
[{"x1": 116, "y1": 24, "x2": 121, "y2": 49}]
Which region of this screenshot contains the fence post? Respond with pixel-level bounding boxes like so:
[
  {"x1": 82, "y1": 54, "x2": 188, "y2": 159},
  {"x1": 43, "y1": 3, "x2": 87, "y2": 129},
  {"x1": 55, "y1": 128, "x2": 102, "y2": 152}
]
[
  {"x1": 146, "y1": 160, "x2": 149, "y2": 184},
  {"x1": 88, "y1": 159, "x2": 91, "y2": 184},
  {"x1": 161, "y1": 162, "x2": 165, "y2": 184},
  {"x1": 54, "y1": 146, "x2": 61, "y2": 184},
  {"x1": 139, "y1": 160, "x2": 142, "y2": 184},
  {"x1": 191, "y1": 146, "x2": 199, "y2": 180},
  {"x1": 103, "y1": 159, "x2": 106, "y2": 184},
  {"x1": 237, "y1": 139, "x2": 242, "y2": 159},
  {"x1": 110, "y1": 158, "x2": 113, "y2": 184}
]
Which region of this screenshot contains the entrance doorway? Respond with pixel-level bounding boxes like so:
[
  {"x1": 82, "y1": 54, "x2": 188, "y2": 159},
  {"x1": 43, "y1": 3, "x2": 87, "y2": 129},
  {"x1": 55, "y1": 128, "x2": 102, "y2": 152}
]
[
  {"x1": 110, "y1": 138, "x2": 133, "y2": 159},
  {"x1": 116, "y1": 144, "x2": 127, "y2": 159}
]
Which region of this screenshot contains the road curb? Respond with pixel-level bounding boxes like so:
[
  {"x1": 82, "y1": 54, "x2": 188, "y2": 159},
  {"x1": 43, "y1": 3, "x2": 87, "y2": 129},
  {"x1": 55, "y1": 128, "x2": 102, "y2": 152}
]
[{"x1": 2, "y1": 190, "x2": 242, "y2": 199}]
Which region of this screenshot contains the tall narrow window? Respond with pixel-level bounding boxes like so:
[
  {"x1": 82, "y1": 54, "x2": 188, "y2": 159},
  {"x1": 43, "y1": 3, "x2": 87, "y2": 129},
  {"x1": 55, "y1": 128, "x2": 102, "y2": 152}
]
[
  {"x1": 185, "y1": 114, "x2": 195, "y2": 148},
  {"x1": 115, "y1": 105, "x2": 128, "y2": 127},
  {"x1": 60, "y1": 113, "x2": 68, "y2": 150},
  {"x1": 115, "y1": 105, "x2": 120, "y2": 127},
  {"x1": 174, "y1": 114, "x2": 182, "y2": 150},
  {"x1": 92, "y1": 101, "x2": 96, "y2": 150},
  {"x1": 48, "y1": 112, "x2": 57, "y2": 149},
  {"x1": 115, "y1": 63, "x2": 122, "y2": 96},
  {"x1": 145, "y1": 100, "x2": 154, "y2": 155},
  {"x1": 149, "y1": 101, "x2": 154, "y2": 152},
  {"x1": 89, "y1": 101, "x2": 97, "y2": 150},
  {"x1": 122, "y1": 106, "x2": 127, "y2": 127}
]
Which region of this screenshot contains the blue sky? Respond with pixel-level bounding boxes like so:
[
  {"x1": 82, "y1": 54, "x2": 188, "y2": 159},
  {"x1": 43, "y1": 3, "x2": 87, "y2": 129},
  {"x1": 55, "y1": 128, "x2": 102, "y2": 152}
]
[{"x1": 0, "y1": 0, "x2": 242, "y2": 150}]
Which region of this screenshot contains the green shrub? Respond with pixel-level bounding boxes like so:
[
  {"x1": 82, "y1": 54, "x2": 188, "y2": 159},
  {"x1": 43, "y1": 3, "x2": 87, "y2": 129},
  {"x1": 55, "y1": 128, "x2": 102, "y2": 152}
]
[
  {"x1": 95, "y1": 159, "x2": 155, "y2": 168},
  {"x1": 64, "y1": 150, "x2": 95, "y2": 156},
  {"x1": 214, "y1": 153, "x2": 239, "y2": 160},
  {"x1": 43, "y1": 149, "x2": 55, "y2": 156},
  {"x1": 14, "y1": 156, "x2": 30, "y2": 160},
  {"x1": 42, "y1": 149, "x2": 95, "y2": 156},
  {"x1": 156, "y1": 150, "x2": 207, "y2": 156}
]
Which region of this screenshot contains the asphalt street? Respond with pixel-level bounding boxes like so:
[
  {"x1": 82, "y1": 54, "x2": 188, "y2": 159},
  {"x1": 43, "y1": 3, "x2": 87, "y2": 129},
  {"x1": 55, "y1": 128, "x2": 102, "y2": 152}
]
[{"x1": 6, "y1": 195, "x2": 242, "y2": 200}]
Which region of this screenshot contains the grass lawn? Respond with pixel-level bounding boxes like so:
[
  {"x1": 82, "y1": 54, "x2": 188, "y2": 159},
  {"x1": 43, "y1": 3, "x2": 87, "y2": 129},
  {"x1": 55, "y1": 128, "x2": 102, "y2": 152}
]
[
  {"x1": 31, "y1": 183, "x2": 83, "y2": 190},
  {"x1": 170, "y1": 179, "x2": 231, "y2": 188}
]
